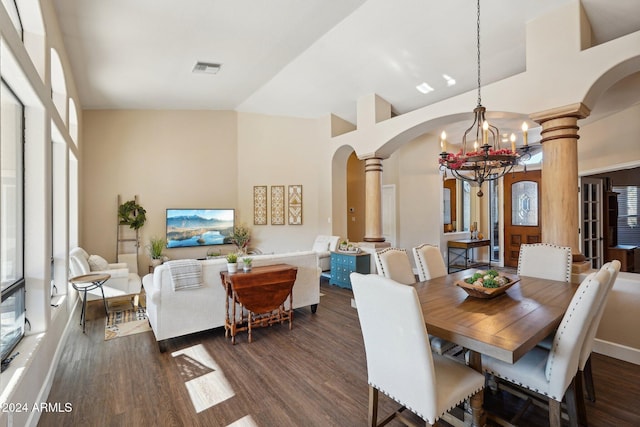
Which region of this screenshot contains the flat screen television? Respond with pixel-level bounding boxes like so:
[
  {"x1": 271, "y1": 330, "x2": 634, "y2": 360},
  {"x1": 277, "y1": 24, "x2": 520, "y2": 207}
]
[{"x1": 166, "y1": 208, "x2": 234, "y2": 248}]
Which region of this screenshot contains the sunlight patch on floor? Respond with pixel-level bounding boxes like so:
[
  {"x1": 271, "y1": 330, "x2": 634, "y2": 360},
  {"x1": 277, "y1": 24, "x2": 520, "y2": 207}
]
[
  {"x1": 172, "y1": 344, "x2": 235, "y2": 413},
  {"x1": 226, "y1": 415, "x2": 259, "y2": 427}
]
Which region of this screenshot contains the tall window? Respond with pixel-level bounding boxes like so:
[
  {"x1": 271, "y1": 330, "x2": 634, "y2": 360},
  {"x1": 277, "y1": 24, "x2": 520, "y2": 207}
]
[
  {"x1": 614, "y1": 185, "x2": 639, "y2": 245},
  {"x1": 1, "y1": 0, "x2": 23, "y2": 38},
  {"x1": 1, "y1": 81, "x2": 24, "y2": 293}
]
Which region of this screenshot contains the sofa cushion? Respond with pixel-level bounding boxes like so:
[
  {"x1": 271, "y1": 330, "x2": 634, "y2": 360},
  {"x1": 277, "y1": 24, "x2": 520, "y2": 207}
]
[{"x1": 88, "y1": 254, "x2": 109, "y2": 271}]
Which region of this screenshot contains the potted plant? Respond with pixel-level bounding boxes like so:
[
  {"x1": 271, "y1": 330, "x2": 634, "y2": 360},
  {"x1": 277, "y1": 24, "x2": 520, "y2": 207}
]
[
  {"x1": 231, "y1": 224, "x2": 251, "y2": 254},
  {"x1": 206, "y1": 249, "x2": 221, "y2": 259},
  {"x1": 242, "y1": 257, "x2": 253, "y2": 272},
  {"x1": 226, "y1": 253, "x2": 238, "y2": 273},
  {"x1": 147, "y1": 236, "x2": 166, "y2": 266}
]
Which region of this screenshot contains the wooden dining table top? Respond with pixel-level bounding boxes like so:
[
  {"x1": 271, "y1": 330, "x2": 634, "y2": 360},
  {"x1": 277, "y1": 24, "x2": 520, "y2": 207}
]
[{"x1": 415, "y1": 270, "x2": 579, "y2": 364}]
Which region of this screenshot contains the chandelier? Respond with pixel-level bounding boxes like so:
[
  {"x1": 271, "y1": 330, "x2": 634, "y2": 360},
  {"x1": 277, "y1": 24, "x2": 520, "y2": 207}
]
[{"x1": 438, "y1": 0, "x2": 530, "y2": 197}]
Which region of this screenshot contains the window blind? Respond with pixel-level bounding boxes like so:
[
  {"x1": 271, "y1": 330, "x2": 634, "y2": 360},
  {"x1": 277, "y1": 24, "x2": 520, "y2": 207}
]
[{"x1": 613, "y1": 185, "x2": 640, "y2": 246}]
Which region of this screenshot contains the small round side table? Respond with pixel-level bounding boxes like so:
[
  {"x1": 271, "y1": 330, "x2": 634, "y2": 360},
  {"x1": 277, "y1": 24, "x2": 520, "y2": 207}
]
[{"x1": 69, "y1": 273, "x2": 111, "y2": 333}]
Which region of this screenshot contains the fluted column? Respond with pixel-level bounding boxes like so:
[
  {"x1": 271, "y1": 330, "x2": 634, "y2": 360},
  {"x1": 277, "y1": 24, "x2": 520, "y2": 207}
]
[
  {"x1": 363, "y1": 157, "x2": 385, "y2": 242},
  {"x1": 531, "y1": 103, "x2": 590, "y2": 271}
]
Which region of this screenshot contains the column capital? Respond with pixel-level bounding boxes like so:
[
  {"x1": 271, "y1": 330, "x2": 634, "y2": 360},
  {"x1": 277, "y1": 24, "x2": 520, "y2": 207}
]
[
  {"x1": 531, "y1": 103, "x2": 591, "y2": 145},
  {"x1": 530, "y1": 102, "x2": 591, "y2": 124}
]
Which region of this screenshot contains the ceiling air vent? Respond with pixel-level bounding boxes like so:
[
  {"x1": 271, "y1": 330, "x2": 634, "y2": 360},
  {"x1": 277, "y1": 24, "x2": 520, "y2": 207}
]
[{"x1": 192, "y1": 62, "x2": 222, "y2": 75}]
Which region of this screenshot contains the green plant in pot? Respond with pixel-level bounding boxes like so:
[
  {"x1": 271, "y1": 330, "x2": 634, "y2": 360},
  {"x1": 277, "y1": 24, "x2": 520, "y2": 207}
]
[
  {"x1": 226, "y1": 253, "x2": 238, "y2": 273},
  {"x1": 206, "y1": 249, "x2": 221, "y2": 259},
  {"x1": 242, "y1": 257, "x2": 253, "y2": 272},
  {"x1": 231, "y1": 224, "x2": 251, "y2": 254},
  {"x1": 147, "y1": 236, "x2": 166, "y2": 266}
]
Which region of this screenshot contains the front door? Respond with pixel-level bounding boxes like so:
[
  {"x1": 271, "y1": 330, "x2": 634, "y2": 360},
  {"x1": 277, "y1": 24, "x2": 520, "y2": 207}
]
[{"x1": 504, "y1": 170, "x2": 542, "y2": 268}]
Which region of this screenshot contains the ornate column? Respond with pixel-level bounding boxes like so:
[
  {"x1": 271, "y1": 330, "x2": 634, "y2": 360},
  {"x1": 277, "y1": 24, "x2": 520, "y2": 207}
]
[
  {"x1": 530, "y1": 103, "x2": 591, "y2": 273},
  {"x1": 363, "y1": 157, "x2": 385, "y2": 242}
]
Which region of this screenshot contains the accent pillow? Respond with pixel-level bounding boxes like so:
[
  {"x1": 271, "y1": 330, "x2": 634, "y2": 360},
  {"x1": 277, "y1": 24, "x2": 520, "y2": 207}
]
[{"x1": 88, "y1": 254, "x2": 109, "y2": 272}]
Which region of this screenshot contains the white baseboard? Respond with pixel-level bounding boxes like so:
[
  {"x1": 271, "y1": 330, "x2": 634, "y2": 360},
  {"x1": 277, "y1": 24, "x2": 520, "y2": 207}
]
[{"x1": 593, "y1": 338, "x2": 640, "y2": 365}]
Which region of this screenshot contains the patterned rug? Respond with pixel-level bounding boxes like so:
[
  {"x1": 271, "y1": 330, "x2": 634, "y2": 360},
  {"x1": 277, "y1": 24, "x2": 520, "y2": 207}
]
[{"x1": 104, "y1": 307, "x2": 151, "y2": 341}]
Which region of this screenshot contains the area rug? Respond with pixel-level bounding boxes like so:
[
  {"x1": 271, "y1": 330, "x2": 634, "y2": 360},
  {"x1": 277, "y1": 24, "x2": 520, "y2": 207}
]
[{"x1": 104, "y1": 307, "x2": 151, "y2": 341}]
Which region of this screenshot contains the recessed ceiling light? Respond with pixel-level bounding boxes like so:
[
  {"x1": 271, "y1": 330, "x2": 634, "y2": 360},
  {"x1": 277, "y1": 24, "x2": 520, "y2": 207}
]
[
  {"x1": 193, "y1": 62, "x2": 222, "y2": 75},
  {"x1": 443, "y1": 74, "x2": 456, "y2": 86},
  {"x1": 416, "y1": 82, "x2": 434, "y2": 94}
]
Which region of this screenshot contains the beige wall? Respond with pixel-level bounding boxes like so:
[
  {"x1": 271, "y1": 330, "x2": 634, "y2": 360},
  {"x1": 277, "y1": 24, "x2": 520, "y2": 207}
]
[
  {"x1": 235, "y1": 112, "x2": 326, "y2": 254},
  {"x1": 82, "y1": 110, "x2": 238, "y2": 266},
  {"x1": 578, "y1": 103, "x2": 640, "y2": 174}
]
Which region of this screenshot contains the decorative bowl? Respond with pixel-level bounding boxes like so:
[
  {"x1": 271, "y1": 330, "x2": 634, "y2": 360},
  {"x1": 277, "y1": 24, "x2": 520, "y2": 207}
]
[{"x1": 455, "y1": 272, "x2": 520, "y2": 299}]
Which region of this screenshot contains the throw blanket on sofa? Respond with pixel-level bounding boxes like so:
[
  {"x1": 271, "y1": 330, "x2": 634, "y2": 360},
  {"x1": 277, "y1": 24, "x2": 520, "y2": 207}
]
[{"x1": 167, "y1": 259, "x2": 203, "y2": 291}]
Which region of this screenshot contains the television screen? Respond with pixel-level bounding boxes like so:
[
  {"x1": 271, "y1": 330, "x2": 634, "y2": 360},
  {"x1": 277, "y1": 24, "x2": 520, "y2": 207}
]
[{"x1": 166, "y1": 208, "x2": 234, "y2": 248}]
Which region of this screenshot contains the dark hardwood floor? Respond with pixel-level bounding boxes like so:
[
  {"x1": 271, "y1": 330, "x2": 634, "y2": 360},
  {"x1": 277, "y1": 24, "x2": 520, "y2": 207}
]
[{"x1": 40, "y1": 279, "x2": 640, "y2": 426}]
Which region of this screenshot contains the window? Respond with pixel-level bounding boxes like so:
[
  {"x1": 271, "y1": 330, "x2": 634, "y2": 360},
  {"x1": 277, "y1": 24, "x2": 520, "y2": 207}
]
[
  {"x1": 613, "y1": 185, "x2": 639, "y2": 245},
  {"x1": 511, "y1": 181, "x2": 539, "y2": 226},
  {"x1": 1, "y1": 0, "x2": 23, "y2": 37},
  {"x1": 1, "y1": 81, "x2": 25, "y2": 293}
]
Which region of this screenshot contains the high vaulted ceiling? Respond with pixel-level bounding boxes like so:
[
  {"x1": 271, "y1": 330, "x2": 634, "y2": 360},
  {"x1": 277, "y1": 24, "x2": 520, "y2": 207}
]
[{"x1": 53, "y1": 0, "x2": 640, "y2": 126}]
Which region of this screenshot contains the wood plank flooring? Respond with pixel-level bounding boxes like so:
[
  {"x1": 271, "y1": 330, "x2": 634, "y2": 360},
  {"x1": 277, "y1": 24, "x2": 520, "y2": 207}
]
[{"x1": 40, "y1": 279, "x2": 640, "y2": 427}]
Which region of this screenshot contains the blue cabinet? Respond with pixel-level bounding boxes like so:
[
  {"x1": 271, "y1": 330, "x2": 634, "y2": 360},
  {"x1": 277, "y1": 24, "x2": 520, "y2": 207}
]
[{"x1": 330, "y1": 251, "x2": 370, "y2": 289}]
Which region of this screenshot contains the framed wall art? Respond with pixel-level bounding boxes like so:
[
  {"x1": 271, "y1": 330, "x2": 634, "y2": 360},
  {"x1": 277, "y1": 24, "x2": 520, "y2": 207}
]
[
  {"x1": 271, "y1": 185, "x2": 285, "y2": 225},
  {"x1": 288, "y1": 185, "x2": 303, "y2": 225},
  {"x1": 253, "y1": 185, "x2": 267, "y2": 225}
]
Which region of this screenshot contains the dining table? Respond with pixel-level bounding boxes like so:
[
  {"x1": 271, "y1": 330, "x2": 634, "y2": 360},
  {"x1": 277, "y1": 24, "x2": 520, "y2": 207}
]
[{"x1": 414, "y1": 269, "x2": 579, "y2": 427}]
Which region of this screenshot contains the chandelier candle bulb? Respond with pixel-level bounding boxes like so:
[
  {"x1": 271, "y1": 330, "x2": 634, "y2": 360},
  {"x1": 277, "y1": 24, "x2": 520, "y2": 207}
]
[
  {"x1": 522, "y1": 122, "x2": 528, "y2": 146},
  {"x1": 510, "y1": 133, "x2": 516, "y2": 153},
  {"x1": 440, "y1": 131, "x2": 447, "y2": 152},
  {"x1": 482, "y1": 121, "x2": 489, "y2": 146}
]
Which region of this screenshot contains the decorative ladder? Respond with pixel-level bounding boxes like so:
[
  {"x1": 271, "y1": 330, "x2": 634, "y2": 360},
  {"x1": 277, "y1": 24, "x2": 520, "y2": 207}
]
[{"x1": 116, "y1": 194, "x2": 140, "y2": 275}]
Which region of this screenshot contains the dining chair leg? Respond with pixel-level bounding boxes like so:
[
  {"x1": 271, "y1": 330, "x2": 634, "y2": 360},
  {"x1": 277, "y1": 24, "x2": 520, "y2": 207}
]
[
  {"x1": 368, "y1": 385, "x2": 379, "y2": 427},
  {"x1": 549, "y1": 399, "x2": 562, "y2": 427},
  {"x1": 575, "y1": 369, "x2": 589, "y2": 426},
  {"x1": 564, "y1": 377, "x2": 580, "y2": 427},
  {"x1": 583, "y1": 355, "x2": 596, "y2": 402}
]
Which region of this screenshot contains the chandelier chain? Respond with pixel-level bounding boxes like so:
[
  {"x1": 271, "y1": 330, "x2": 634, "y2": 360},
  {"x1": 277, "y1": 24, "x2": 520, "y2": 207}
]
[{"x1": 476, "y1": 0, "x2": 481, "y2": 106}]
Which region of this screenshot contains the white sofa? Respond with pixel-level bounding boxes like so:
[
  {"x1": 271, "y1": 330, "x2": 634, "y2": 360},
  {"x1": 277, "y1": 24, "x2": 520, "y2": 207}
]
[
  {"x1": 312, "y1": 235, "x2": 341, "y2": 271},
  {"x1": 69, "y1": 247, "x2": 142, "y2": 302},
  {"x1": 143, "y1": 250, "x2": 321, "y2": 351}
]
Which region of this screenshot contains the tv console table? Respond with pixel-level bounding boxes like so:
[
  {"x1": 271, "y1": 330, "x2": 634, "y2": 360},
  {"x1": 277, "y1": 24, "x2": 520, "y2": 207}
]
[{"x1": 220, "y1": 264, "x2": 298, "y2": 344}]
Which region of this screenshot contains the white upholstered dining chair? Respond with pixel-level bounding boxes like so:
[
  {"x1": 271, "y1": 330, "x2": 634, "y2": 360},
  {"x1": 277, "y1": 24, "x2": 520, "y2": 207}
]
[
  {"x1": 482, "y1": 268, "x2": 611, "y2": 427},
  {"x1": 578, "y1": 260, "x2": 620, "y2": 405},
  {"x1": 537, "y1": 260, "x2": 620, "y2": 417},
  {"x1": 411, "y1": 243, "x2": 456, "y2": 355},
  {"x1": 373, "y1": 247, "x2": 416, "y2": 285},
  {"x1": 350, "y1": 272, "x2": 485, "y2": 427},
  {"x1": 517, "y1": 243, "x2": 572, "y2": 282},
  {"x1": 412, "y1": 244, "x2": 447, "y2": 281}
]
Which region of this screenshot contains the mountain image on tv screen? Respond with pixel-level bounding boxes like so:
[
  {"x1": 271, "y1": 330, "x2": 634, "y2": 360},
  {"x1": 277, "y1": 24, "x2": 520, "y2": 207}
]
[{"x1": 166, "y1": 209, "x2": 234, "y2": 248}]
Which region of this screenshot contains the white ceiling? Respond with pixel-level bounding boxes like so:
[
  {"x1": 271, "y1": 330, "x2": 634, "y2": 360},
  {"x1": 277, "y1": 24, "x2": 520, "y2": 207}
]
[{"x1": 53, "y1": 0, "x2": 640, "y2": 128}]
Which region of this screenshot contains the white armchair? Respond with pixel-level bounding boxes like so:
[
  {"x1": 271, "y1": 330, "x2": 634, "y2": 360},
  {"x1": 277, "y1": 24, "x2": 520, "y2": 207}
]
[
  {"x1": 312, "y1": 235, "x2": 340, "y2": 272},
  {"x1": 69, "y1": 247, "x2": 142, "y2": 302}
]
